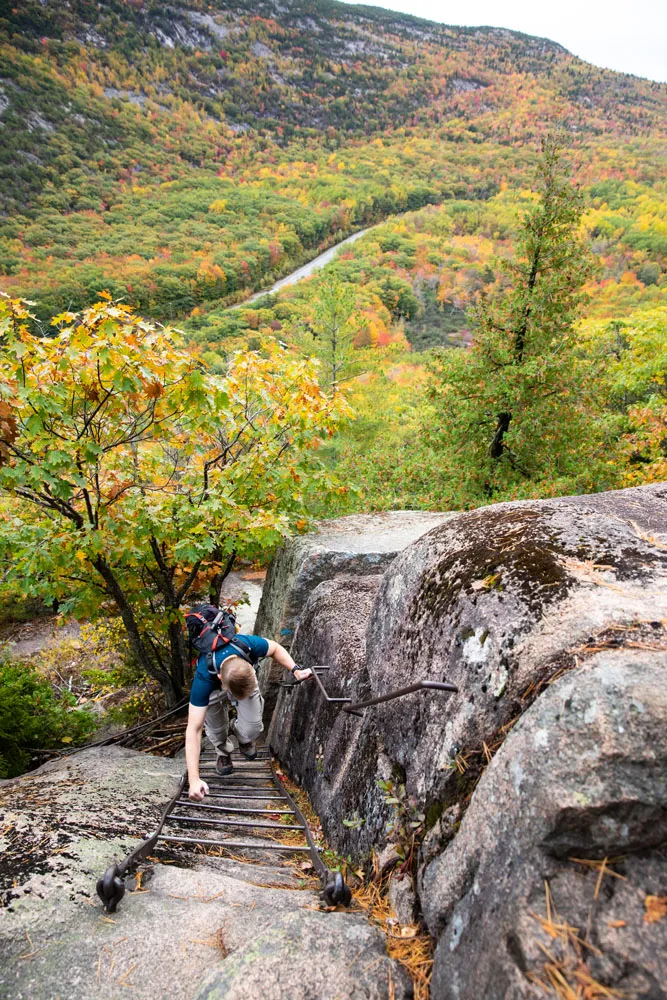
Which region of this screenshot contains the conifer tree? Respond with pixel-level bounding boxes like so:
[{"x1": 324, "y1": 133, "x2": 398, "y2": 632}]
[
  {"x1": 429, "y1": 135, "x2": 612, "y2": 502},
  {"x1": 291, "y1": 275, "x2": 362, "y2": 398}
]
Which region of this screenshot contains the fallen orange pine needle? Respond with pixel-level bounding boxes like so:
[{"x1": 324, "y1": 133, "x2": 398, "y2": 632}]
[{"x1": 644, "y1": 895, "x2": 667, "y2": 924}]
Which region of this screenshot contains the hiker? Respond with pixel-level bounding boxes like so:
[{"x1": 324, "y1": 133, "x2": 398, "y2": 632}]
[{"x1": 185, "y1": 628, "x2": 312, "y2": 801}]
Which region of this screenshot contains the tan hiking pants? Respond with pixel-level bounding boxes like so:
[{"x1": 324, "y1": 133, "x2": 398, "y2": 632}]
[{"x1": 204, "y1": 684, "x2": 265, "y2": 755}]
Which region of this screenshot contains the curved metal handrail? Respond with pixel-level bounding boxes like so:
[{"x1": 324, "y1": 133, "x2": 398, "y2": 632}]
[{"x1": 284, "y1": 667, "x2": 458, "y2": 717}]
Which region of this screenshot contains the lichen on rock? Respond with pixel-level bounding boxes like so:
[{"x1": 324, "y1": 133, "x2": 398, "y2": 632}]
[{"x1": 421, "y1": 651, "x2": 667, "y2": 999}]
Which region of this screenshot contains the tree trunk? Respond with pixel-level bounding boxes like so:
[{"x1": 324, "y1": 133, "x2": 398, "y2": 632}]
[
  {"x1": 91, "y1": 556, "x2": 178, "y2": 705},
  {"x1": 208, "y1": 549, "x2": 236, "y2": 605},
  {"x1": 167, "y1": 618, "x2": 189, "y2": 697},
  {"x1": 489, "y1": 411, "x2": 512, "y2": 459},
  {"x1": 160, "y1": 669, "x2": 182, "y2": 708}
]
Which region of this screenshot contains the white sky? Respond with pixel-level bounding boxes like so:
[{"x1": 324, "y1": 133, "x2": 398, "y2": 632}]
[{"x1": 340, "y1": 0, "x2": 667, "y2": 83}]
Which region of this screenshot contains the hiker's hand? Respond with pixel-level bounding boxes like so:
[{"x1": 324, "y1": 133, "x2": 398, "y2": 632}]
[
  {"x1": 293, "y1": 667, "x2": 313, "y2": 683},
  {"x1": 188, "y1": 779, "x2": 209, "y2": 801}
]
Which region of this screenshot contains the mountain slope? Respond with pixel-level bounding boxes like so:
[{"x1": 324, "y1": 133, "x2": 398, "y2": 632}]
[{"x1": 1, "y1": 0, "x2": 666, "y2": 319}]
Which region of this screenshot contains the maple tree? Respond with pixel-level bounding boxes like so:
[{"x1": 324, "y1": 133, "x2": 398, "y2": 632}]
[{"x1": 0, "y1": 294, "x2": 347, "y2": 703}]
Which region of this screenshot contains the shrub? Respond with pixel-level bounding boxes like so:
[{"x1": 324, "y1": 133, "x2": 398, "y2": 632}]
[
  {"x1": 635, "y1": 261, "x2": 661, "y2": 287},
  {"x1": 0, "y1": 659, "x2": 97, "y2": 778}
]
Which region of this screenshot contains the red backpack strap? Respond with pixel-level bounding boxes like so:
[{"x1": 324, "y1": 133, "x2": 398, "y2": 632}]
[
  {"x1": 211, "y1": 634, "x2": 231, "y2": 651},
  {"x1": 207, "y1": 635, "x2": 233, "y2": 675}
]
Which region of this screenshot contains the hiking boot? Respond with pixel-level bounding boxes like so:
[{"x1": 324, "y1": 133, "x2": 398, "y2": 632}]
[
  {"x1": 237, "y1": 740, "x2": 257, "y2": 761},
  {"x1": 215, "y1": 753, "x2": 233, "y2": 775}
]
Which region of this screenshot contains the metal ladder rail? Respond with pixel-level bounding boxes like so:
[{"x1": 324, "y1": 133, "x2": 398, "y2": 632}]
[
  {"x1": 187, "y1": 749, "x2": 350, "y2": 906},
  {"x1": 165, "y1": 752, "x2": 316, "y2": 855}
]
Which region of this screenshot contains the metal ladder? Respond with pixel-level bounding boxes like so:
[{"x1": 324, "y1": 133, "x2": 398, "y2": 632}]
[{"x1": 96, "y1": 740, "x2": 351, "y2": 913}]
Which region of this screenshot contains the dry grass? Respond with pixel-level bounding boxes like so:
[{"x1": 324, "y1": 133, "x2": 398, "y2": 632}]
[
  {"x1": 275, "y1": 768, "x2": 436, "y2": 997},
  {"x1": 275, "y1": 769, "x2": 324, "y2": 834},
  {"x1": 629, "y1": 521, "x2": 667, "y2": 552},
  {"x1": 644, "y1": 895, "x2": 667, "y2": 924},
  {"x1": 353, "y1": 877, "x2": 434, "y2": 1000}
]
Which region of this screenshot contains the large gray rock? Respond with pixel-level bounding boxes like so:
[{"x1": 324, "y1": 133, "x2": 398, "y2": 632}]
[
  {"x1": 256, "y1": 510, "x2": 455, "y2": 716},
  {"x1": 194, "y1": 906, "x2": 409, "y2": 1000},
  {"x1": 267, "y1": 483, "x2": 667, "y2": 865},
  {"x1": 0, "y1": 747, "x2": 407, "y2": 1000},
  {"x1": 421, "y1": 650, "x2": 667, "y2": 1000},
  {"x1": 268, "y1": 575, "x2": 395, "y2": 857},
  {"x1": 366, "y1": 483, "x2": 667, "y2": 810}
]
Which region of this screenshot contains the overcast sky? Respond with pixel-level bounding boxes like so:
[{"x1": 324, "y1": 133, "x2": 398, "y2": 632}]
[{"x1": 340, "y1": 0, "x2": 667, "y2": 83}]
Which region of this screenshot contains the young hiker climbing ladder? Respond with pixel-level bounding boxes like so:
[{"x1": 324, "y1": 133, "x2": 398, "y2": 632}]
[{"x1": 184, "y1": 604, "x2": 312, "y2": 801}]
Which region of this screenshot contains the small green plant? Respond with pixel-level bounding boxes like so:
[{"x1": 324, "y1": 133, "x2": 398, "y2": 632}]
[
  {"x1": 0, "y1": 658, "x2": 97, "y2": 778},
  {"x1": 321, "y1": 847, "x2": 365, "y2": 882},
  {"x1": 378, "y1": 778, "x2": 426, "y2": 864},
  {"x1": 342, "y1": 811, "x2": 366, "y2": 830}
]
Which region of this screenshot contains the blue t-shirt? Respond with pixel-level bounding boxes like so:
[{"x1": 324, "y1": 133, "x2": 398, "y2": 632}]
[{"x1": 189, "y1": 634, "x2": 269, "y2": 708}]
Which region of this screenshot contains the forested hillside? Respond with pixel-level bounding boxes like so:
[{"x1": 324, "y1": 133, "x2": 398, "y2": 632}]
[{"x1": 1, "y1": 0, "x2": 666, "y2": 319}]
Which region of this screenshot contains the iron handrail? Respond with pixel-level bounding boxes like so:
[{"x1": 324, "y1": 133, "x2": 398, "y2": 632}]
[
  {"x1": 286, "y1": 668, "x2": 458, "y2": 715},
  {"x1": 346, "y1": 679, "x2": 458, "y2": 712}
]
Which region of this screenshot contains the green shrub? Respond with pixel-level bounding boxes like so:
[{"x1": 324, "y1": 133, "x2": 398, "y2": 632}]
[
  {"x1": 635, "y1": 261, "x2": 662, "y2": 287},
  {"x1": 0, "y1": 659, "x2": 97, "y2": 778}
]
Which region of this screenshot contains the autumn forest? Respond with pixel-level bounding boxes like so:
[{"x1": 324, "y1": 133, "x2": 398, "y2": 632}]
[{"x1": 0, "y1": 0, "x2": 666, "y2": 745}]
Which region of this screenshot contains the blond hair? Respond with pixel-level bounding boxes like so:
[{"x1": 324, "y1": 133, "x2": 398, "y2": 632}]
[{"x1": 220, "y1": 656, "x2": 256, "y2": 700}]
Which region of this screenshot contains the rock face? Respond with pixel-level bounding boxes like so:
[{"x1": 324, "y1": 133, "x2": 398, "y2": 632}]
[
  {"x1": 421, "y1": 650, "x2": 667, "y2": 1000},
  {"x1": 0, "y1": 748, "x2": 408, "y2": 1000},
  {"x1": 268, "y1": 574, "x2": 395, "y2": 857},
  {"x1": 266, "y1": 483, "x2": 667, "y2": 997},
  {"x1": 195, "y1": 907, "x2": 405, "y2": 1000},
  {"x1": 255, "y1": 510, "x2": 455, "y2": 717},
  {"x1": 365, "y1": 483, "x2": 667, "y2": 813},
  {"x1": 270, "y1": 484, "x2": 667, "y2": 848}
]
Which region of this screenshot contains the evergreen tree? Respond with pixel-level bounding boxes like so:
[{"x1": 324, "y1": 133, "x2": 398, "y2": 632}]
[
  {"x1": 291, "y1": 275, "x2": 362, "y2": 397},
  {"x1": 428, "y1": 135, "x2": 615, "y2": 503}
]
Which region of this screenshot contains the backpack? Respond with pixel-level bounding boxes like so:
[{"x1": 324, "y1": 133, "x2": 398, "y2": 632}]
[{"x1": 185, "y1": 603, "x2": 259, "y2": 677}]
